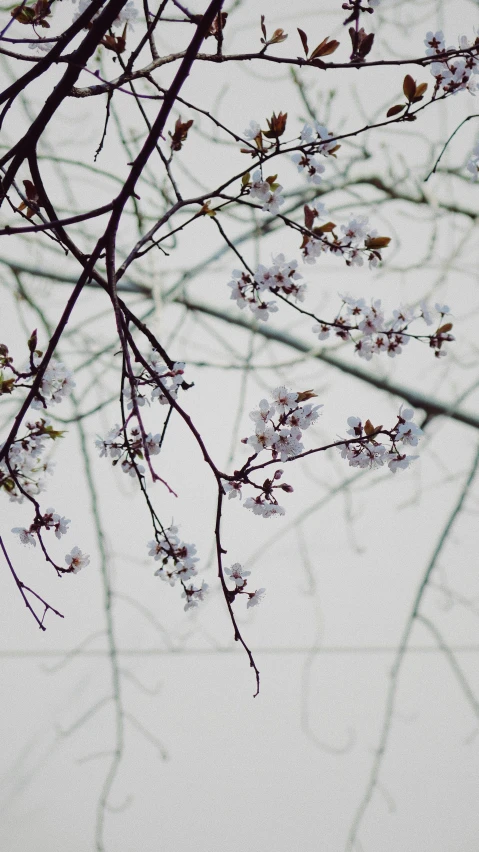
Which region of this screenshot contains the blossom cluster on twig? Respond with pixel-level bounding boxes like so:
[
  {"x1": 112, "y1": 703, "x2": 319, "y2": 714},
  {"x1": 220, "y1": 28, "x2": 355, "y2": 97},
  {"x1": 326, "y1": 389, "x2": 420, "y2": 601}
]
[
  {"x1": 0, "y1": 334, "x2": 89, "y2": 579},
  {"x1": 425, "y1": 30, "x2": 479, "y2": 95}
]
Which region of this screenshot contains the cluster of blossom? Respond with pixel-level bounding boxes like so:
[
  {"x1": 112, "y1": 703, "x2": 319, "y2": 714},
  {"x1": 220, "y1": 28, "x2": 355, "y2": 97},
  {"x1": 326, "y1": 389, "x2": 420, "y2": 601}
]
[
  {"x1": 225, "y1": 387, "x2": 322, "y2": 518},
  {"x1": 25, "y1": 0, "x2": 138, "y2": 51},
  {"x1": 30, "y1": 356, "x2": 76, "y2": 409},
  {"x1": 224, "y1": 563, "x2": 266, "y2": 608},
  {"x1": 467, "y1": 138, "x2": 479, "y2": 180},
  {"x1": 181, "y1": 580, "x2": 209, "y2": 612},
  {"x1": 95, "y1": 423, "x2": 161, "y2": 477},
  {"x1": 0, "y1": 340, "x2": 75, "y2": 410},
  {"x1": 11, "y1": 511, "x2": 89, "y2": 572},
  {"x1": 228, "y1": 254, "x2": 305, "y2": 321},
  {"x1": 248, "y1": 170, "x2": 285, "y2": 215},
  {"x1": 302, "y1": 212, "x2": 387, "y2": 268},
  {"x1": 245, "y1": 387, "x2": 322, "y2": 462},
  {"x1": 147, "y1": 525, "x2": 200, "y2": 588},
  {"x1": 339, "y1": 407, "x2": 423, "y2": 472},
  {"x1": 425, "y1": 31, "x2": 479, "y2": 95},
  {"x1": 121, "y1": 352, "x2": 185, "y2": 408},
  {"x1": 291, "y1": 152, "x2": 325, "y2": 186},
  {"x1": 299, "y1": 122, "x2": 340, "y2": 155},
  {"x1": 108, "y1": 355, "x2": 185, "y2": 414},
  {"x1": 72, "y1": 0, "x2": 138, "y2": 29},
  {"x1": 0, "y1": 418, "x2": 60, "y2": 503},
  {"x1": 312, "y1": 296, "x2": 454, "y2": 360},
  {"x1": 290, "y1": 122, "x2": 340, "y2": 186},
  {"x1": 147, "y1": 353, "x2": 185, "y2": 405},
  {"x1": 12, "y1": 506, "x2": 70, "y2": 543}
]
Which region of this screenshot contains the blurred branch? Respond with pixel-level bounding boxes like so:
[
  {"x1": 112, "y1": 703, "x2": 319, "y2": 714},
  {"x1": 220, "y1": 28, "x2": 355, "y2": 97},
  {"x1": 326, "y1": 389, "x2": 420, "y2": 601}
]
[{"x1": 346, "y1": 441, "x2": 479, "y2": 852}]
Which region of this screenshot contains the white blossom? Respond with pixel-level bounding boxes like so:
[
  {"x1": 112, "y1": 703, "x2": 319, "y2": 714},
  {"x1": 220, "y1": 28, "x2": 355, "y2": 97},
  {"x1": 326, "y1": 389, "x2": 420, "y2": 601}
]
[
  {"x1": 244, "y1": 120, "x2": 261, "y2": 140},
  {"x1": 65, "y1": 547, "x2": 90, "y2": 573},
  {"x1": 291, "y1": 152, "x2": 325, "y2": 185},
  {"x1": 224, "y1": 563, "x2": 251, "y2": 587},
  {"x1": 12, "y1": 527, "x2": 36, "y2": 546},
  {"x1": 31, "y1": 358, "x2": 75, "y2": 410},
  {"x1": 182, "y1": 580, "x2": 209, "y2": 611},
  {"x1": 247, "y1": 588, "x2": 266, "y2": 608},
  {"x1": 386, "y1": 453, "x2": 418, "y2": 473},
  {"x1": 223, "y1": 481, "x2": 243, "y2": 500}
]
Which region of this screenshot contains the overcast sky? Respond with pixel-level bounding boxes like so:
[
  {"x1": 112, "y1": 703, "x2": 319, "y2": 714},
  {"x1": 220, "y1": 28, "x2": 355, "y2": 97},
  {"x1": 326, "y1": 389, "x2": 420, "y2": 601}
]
[{"x1": 1, "y1": 1, "x2": 479, "y2": 850}]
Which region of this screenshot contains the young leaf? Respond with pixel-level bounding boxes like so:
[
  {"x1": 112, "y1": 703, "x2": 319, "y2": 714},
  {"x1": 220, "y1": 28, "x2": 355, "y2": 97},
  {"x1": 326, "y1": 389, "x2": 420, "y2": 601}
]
[
  {"x1": 365, "y1": 236, "x2": 391, "y2": 249},
  {"x1": 313, "y1": 221, "x2": 336, "y2": 234},
  {"x1": 269, "y1": 28, "x2": 288, "y2": 45},
  {"x1": 310, "y1": 37, "x2": 340, "y2": 59},
  {"x1": 358, "y1": 31, "x2": 374, "y2": 58},
  {"x1": 386, "y1": 104, "x2": 406, "y2": 117},
  {"x1": 415, "y1": 81, "x2": 428, "y2": 98},
  {"x1": 297, "y1": 27, "x2": 309, "y2": 57},
  {"x1": 436, "y1": 322, "x2": 453, "y2": 335},
  {"x1": 260, "y1": 15, "x2": 267, "y2": 41},
  {"x1": 403, "y1": 74, "x2": 417, "y2": 101},
  {"x1": 296, "y1": 390, "x2": 318, "y2": 402}
]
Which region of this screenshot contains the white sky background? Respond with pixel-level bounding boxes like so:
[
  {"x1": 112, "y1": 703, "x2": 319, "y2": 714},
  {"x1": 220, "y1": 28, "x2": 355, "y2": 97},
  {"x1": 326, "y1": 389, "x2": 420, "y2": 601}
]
[{"x1": 1, "y1": 0, "x2": 479, "y2": 850}]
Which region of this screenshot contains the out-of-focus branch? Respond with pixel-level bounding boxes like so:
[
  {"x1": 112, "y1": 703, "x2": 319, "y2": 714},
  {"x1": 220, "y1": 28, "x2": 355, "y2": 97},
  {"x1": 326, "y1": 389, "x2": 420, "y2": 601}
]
[
  {"x1": 346, "y1": 442, "x2": 479, "y2": 851},
  {"x1": 177, "y1": 297, "x2": 479, "y2": 431}
]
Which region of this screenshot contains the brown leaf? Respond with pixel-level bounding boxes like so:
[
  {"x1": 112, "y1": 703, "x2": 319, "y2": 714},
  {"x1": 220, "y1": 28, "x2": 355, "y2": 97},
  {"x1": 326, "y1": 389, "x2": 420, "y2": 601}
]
[
  {"x1": 260, "y1": 15, "x2": 267, "y2": 41},
  {"x1": 313, "y1": 221, "x2": 336, "y2": 233},
  {"x1": 11, "y1": 5, "x2": 35, "y2": 24},
  {"x1": 358, "y1": 31, "x2": 374, "y2": 58},
  {"x1": 364, "y1": 419, "x2": 381, "y2": 436},
  {"x1": 23, "y1": 180, "x2": 39, "y2": 203},
  {"x1": 169, "y1": 117, "x2": 194, "y2": 151},
  {"x1": 199, "y1": 201, "x2": 216, "y2": 217},
  {"x1": 297, "y1": 27, "x2": 309, "y2": 57},
  {"x1": 328, "y1": 143, "x2": 341, "y2": 156},
  {"x1": 386, "y1": 104, "x2": 406, "y2": 117},
  {"x1": 269, "y1": 28, "x2": 288, "y2": 44},
  {"x1": 310, "y1": 37, "x2": 340, "y2": 59},
  {"x1": 304, "y1": 204, "x2": 316, "y2": 230},
  {"x1": 365, "y1": 236, "x2": 391, "y2": 249},
  {"x1": 205, "y1": 11, "x2": 227, "y2": 39},
  {"x1": 414, "y1": 81, "x2": 428, "y2": 98},
  {"x1": 262, "y1": 111, "x2": 288, "y2": 139},
  {"x1": 436, "y1": 322, "x2": 453, "y2": 334},
  {"x1": 403, "y1": 74, "x2": 417, "y2": 101},
  {"x1": 296, "y1": 390, "x2": 318, "y2": 402}
]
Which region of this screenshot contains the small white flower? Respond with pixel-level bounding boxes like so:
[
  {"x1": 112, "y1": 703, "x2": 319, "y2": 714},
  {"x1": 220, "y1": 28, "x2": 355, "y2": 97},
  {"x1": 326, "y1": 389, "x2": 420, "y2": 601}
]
[
  {"x1": 386, "y1": 453, "x2": 418, "y2": 473},
  {"x1": 113, "y1": 0, "x2": 138, "y2": 28},
  {"x1": 271, "y1": 386, "x2": 298, "y2": 414},
  {"x1": 223, "y1": 481, "x2": 243, "y2": 500},
  {"x1": 145, "y1": 433, "x2": 162, "y2": 455},
  {"x1": 65, "y1": 546, "x2": 90, "y2": 573},
  {"x1": 247, "y1": 588, "x2": 266, "y2": 608},
  {"x1": 244, "y1": 496, "x2": 267, "y2": 516},
  {"x1": 224, "y1": 562, "x2": 251, "y2": 587},
  {"x1": 12, "y1": 527, "x2": 36, "y2": 546},
  {"x1": 121, "y1": 459, "x2": 145, "y2": 477},
  {"x1": 182, "y1": 580, "x2": 209, "y2": 611},
  {"x1": 261, "y1": 504, "x2": 285, "y2": 518},
  {"x1": 244, "y1": 120, "x2": 261, "y2": 140}
]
